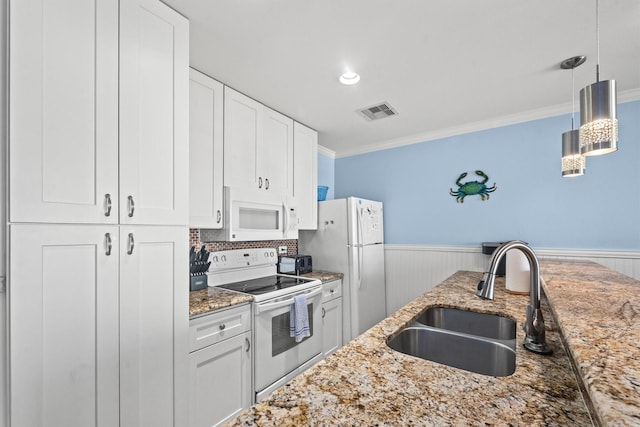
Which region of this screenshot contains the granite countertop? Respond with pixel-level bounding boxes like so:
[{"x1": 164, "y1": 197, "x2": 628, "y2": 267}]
[
  {"x1": 540, "y1": 260, "x2": 640, "y2": 426},
  {"x1": 189, "y1": 287, "x2": 253, "y2": 319},
  {"x1": 189, "y1": 271, "x2": 343, "y2": 318},
  {"x1": 299, "y1": 270, "x2": 343, "y2": 283},
  {"x1": 228, "y1": 268, "x2": 596, "y2": 426}
]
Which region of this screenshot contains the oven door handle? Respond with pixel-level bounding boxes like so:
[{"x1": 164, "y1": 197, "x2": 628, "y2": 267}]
[{"x1": 254, "y1": 287, "x2": 323, "y2": 314}]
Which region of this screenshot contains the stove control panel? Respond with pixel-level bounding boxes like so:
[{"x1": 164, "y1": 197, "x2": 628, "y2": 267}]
[{"x1": 208, "y1": 248, "x2": 278, "y2": 271}]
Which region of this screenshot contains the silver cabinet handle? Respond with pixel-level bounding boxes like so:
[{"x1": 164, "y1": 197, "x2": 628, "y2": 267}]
[
  {"x1": 258, "y1": 177, "x2": 263, "y2": 189},
  {"x1": 104, "y1": 194, "x2": 112, "y2": 217},
  {"x1": 105, "y1": 233, "x2": 112, "y2": 256},
  {"x1": 265, "y1": 178, "x2": 269, "y2": 190},
  {"x1": 322, "y1": 307, "x2": 326, "y2": 318},
  {"x1": 127, "y1": 195, "x2": 135, "y2": 217},
  {"x1": 216, "y1": 210, "x2": 222, "y2": 224},
  {"x1": 245, "y1": 338, "x2": 251, "y2": 352},
  {"x1": 127, "y1": 233, "x2": 135, "y2": 255},
  {"x1": 219, "y1": 323, "x2": 226, "y2": 331}
]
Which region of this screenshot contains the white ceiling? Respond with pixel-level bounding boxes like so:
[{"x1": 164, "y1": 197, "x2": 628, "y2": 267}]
[{"x1": 164, "y1": 0, "x2": 640, "y2": 157}]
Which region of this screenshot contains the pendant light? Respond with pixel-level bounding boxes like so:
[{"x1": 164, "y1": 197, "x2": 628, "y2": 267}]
[
  {"x1": 579, "y1": 0, "x2": 618, "y2": 156},
  {"x1": 561, "y1": 56, "x2": 587, "y2": 177}
]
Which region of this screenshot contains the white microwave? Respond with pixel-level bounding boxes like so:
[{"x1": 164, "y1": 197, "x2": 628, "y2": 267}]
[{"x1": 204, "y1": 187, "x2": 298, "y2": 241}]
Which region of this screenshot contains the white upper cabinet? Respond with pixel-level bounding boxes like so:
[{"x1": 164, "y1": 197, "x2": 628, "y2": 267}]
[
  {"x1": 189, "y1": 69, "x2": 225, "y2": 229},
  {"x1": 224, "y1": 87, "x2": 293, "y2": 197},
  {"x1": 9, "y1": 0, "x2": 119, "y2": 224},
  {"x1": 224, "y1": 87, "x2": 262, "y2": 191},
  {"x1": 9, "y1": 0, "x2": 188, "y2": 227},
  {"x1": 261, "y1": 108, "x2": 294, "y2": 196},
  {"x1": 293, "y1": 122, "x2": 318, "y2": 229},
  {"x1": 119, "y1": 0, "x2": 189, "y2": 226}
]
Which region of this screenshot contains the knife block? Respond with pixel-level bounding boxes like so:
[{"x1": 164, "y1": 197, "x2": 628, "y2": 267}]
[{"x1": 190, "y1": 274, "x2": 208, "y2": 291}]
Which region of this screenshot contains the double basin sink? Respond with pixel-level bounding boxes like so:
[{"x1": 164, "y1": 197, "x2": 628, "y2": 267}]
[{"x1": 387, "y1": 306, "x2": 517, "y2": 377}]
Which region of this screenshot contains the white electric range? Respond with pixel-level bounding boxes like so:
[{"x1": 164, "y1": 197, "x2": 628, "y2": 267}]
[{"x1": 207, "y1": 248, "x2": 323, "y2": 402}]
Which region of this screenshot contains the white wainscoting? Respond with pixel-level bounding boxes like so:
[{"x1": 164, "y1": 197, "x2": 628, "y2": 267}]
[{"x1": 384, "y1": 244, "x2": 640, "y2": 316}]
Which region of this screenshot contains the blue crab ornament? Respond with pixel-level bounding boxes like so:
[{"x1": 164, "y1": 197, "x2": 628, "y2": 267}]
[{"x1": 449, "y1": 170, "x2": 497, "y2": 203}]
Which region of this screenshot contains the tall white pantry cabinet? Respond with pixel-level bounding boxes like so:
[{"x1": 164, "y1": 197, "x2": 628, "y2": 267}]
[{"x1": 7, "y1": 0, "x2": 189, "y2": 426}]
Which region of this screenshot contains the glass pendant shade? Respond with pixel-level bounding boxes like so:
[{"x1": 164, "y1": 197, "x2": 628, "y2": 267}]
[
  {"x1": 579, "y1": 79, "x2": 618, "y2": 156},
  {"x1": 562, "y1": 129, "x2": 586, "y2": 177}
]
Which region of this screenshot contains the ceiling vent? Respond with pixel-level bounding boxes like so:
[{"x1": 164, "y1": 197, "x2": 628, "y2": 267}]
[{"x1": 357, "y1": 102, "x2": 398, "y2": 121}]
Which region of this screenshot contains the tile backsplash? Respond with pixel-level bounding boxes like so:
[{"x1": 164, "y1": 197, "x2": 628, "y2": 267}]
[{"x1": 189, "y1": 229, "x2": 298, "y2": 255}]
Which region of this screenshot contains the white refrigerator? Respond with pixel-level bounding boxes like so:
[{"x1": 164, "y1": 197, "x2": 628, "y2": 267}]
[{"x1": 299, "y1": 197, "x2": 385, "y2": 344}]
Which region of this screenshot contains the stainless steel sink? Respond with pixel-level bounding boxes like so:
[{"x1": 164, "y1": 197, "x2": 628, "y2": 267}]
[
  {"x1": 414, "y1": 306, "x2": 516, "y2": 341},
  {"x1": 387, "y1": 326, "x2": 516, "y2": 377}
]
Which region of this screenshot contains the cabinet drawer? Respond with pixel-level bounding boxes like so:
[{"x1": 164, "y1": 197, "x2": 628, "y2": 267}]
[
  {"x1": 322, "y1": 279, "x2": 342, "y2": 302},
  {"x1": 189, "y1": 304, "x2": 251, "y2": 353}
]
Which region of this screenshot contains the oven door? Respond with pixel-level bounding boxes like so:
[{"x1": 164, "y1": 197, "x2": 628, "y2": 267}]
[{"x1": 253, "y1": 286, "x2": 323, "y2": 393}]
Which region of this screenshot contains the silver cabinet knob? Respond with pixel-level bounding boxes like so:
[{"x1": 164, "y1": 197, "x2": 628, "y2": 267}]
[
  {"x1": 127, "y1": 233, "x2": 135, "y2": 255},
  {"x1": 105, "y1": 233, "x2": 112, "y2": 256},
  {"x1": 127, "y1": 195, "x2": 135, "y2": 218},
  {"x1": 104, "y1": 194, "x2": 112, "y2": 217}
]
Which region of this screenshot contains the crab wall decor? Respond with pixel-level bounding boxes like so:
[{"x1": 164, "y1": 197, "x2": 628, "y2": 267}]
[{"x1": 449, "y1": 170, "x2": 497, "y2": 203}]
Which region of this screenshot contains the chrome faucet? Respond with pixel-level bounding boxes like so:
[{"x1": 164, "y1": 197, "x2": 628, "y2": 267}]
[{"x1": 476, "y1": 240, "x2": 553, "y2": 355}]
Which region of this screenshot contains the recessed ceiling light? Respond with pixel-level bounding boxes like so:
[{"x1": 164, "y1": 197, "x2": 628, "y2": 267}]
[{"x1": 339, "y1": 71, "x2": 360, "y2": 85}]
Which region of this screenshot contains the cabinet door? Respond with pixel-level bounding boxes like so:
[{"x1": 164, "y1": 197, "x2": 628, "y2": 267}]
[
  {"x1": 322, "y1": 298, "x2": 343, "y2": 357},
  {"x1": 189, "y1": 331, "x2": 252, "y2": 427},
  {"x1": 9, "y1": 224, "x2": 119, "y2": 427},
  {"x1": 224, "y1": 87, "x2": 262, "y2": 190},
  {"x1": 189, "y1": 69, "x2": 225, "y2": 229},
  {"x1": 9, "y1": 0, "x2": 119, "y2": 224},
  {"x1": 293, "y1": 122, "x2": 318, "y2": 229},
  {"x1": 120, "y1": 0, "x2": 189, "y2": 226},
  {"x1": 261, "y1": 107, "x2": 294, "y2": 196},
  {"x1": 119, "y1": 226, "x2": 189, "y2": 427}
]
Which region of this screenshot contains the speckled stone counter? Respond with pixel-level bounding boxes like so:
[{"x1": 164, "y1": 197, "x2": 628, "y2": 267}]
[
  {"x1": 189, "y1": 271, "x2": 342, "y2": 319},
  {"x1": 540, "y1": 259, "x2": 640, "y2": 426},
  {"x1": 228, "y1": 270, "x2": 594, "y2": 426},
  {"x1": 189, "y1": 287, "x2": 253, "y2": 319},
  {"x1": 299, "y1": 270, "x2": 343, "y2": 283}
]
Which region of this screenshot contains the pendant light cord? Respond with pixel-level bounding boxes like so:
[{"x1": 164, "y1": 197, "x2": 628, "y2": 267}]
[
  {"x1": 571, "y1": 66, "x2": 575, "y2": 130},
  {"x1": 596, "y1": 0, "x2": 600, "y2": 82}
]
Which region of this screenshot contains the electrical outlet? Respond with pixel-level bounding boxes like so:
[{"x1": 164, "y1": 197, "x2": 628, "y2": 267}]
[{"x1": 278, "y1": 246, "x2": 287, "y2": 254}]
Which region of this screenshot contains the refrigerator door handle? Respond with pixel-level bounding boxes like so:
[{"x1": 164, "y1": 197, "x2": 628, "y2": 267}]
[
  {"x1": 358, "y1": 244, "x2": 364, "y2": 289},
  {"x1": 356, "y1": 208, "x2": 363, "y2": 288},
  {"x1": 356, "y1": 207, "x2": 363, "y2": 247}
]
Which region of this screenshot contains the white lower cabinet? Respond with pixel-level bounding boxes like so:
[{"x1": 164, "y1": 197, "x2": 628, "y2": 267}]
[
  {"x1": 9, "y1": 224, "x2": 119, "y2": 427},
  {"x1": 321, "y1": 279, "x2": 343, "y2": 357},
  {"x1": 119, "y1": 226, "x2": 189, "y2": 427},
  {"x1": 189, "y1": 304, "x2": 252, "y2": 427},
  {"x1": 8, "y1": 224, "x2": 188, "y2": 427}
]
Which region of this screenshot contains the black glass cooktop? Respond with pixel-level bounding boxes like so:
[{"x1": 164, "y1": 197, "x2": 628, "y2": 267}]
[{"x1": 218, "y1": 275, "x2": 312, "y2": 296}]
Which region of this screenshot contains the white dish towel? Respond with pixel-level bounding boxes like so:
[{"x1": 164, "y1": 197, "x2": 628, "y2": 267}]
[{"x1": 290, "y1": 294, "x2": 310, "y2": 343}]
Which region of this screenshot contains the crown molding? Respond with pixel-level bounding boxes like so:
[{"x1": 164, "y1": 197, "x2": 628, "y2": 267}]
[
  {"x1": 317, "y1": 144, "x2": 336, "y2": 158},
  {"x1": 335, "y1": 90, "x2": 640, "y2": 158}
]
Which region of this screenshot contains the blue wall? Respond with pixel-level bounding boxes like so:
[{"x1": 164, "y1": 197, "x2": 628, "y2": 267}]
[
  {"x1": 333, "y1": 100, "x2": 640, "y2": 250},
  {"x1": 318, "y1": 152, "x2": 335, "y2": 200}
]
